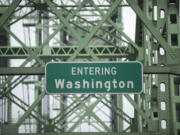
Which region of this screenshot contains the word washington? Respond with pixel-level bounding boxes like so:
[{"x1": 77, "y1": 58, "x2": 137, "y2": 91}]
[{"x1": 55, "y1": 79, "x2": 134, "y2": 92}]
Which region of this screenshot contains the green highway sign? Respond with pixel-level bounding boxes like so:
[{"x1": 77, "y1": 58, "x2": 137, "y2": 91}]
[{"x1": 45, "y1": 62, "x2": 143, "y2": 94}]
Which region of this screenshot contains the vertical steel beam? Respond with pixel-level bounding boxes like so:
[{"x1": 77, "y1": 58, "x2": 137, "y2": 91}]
[
  {"x1": 35, "y1": 2, "x2": 43, "y2": 132},
  {"x1": 134, "y1": 0, "x2": 144, "y2": 132},
  {"x1": 126, "y1": 0, "x2": 180, "y2": 64},
  {"x1": 0, "y1": 9, "x2": 11, "y2": 125}
]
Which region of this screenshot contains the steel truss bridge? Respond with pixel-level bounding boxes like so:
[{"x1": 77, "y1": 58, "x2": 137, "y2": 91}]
[{"x1": 0, "y1": 0, "x2": 180, "y2": 135}]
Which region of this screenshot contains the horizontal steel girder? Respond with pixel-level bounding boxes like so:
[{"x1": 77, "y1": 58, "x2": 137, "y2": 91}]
[
  {"x1": 0, "y1": 65, "x2": 180, "y2": 75},
  {"x1": 0, "y1": 46, "x2": 132, "y2": 59},
  {"x1": 0, "y1": 132, "x2": 164, "y2": 135},
  {"x1": 15, "y1": 133, "x2": 164, "y2": 135}
]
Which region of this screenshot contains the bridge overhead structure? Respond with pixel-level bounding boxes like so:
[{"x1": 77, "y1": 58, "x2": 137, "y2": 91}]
[{"x1": 0, "y1": 0, "x2": 180, "y2": 135}]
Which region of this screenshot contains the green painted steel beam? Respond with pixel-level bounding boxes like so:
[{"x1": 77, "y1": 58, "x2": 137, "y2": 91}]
[
  {"x1": 52, "y1": 95, "x2": 91, "y2": 124},
  {"x1": 0, "y1": 76, "x2": 27, "y2": 98},
  {"x1": 61, "y1": 99, "x2": 103, "y2": 131},
  {"x1": 45, "y1": 0, "x2": 99, "y2": 61},
  {"x1": 0, "y1": 0, "x2": 21, "y2": 27},
  {"x1": 56, "y1": 6, "x2": 135, "y2": 51},
  {"x1": 67, "y1": 95, "x2": 106, "y2": 132},
  {"x1": 100, "y1": 95, "x2": 131, "y2": 124},
  {"x1": 7, "y1": 93, "x2": 46, "y2": 125},
  {"x1": 69, "y1": 0, "x2": 121, "y2": 61},
  {"x1": 0, "y1": 7, "x2": 67, "y2": 92},
  {"x1": 126, "y1": 0, "x2": 180, "y2": 64},
  {"x1": 0, "y1": 65, "x2": 180, "y2": 75},
  {"x1": 0, "y1": 28, "x2": 60, "y2": 92},
  {"x1": 0, "y1": 63, "x2": 39, "y2": 97},
  {"x1": 73, "y1": 95, "x2": 111, "y2": 131},
  {"x1": 9, "y1": 92, "x2": 46, "y2": 122},
  {"x1": 0, "y1": 45, "x2": 55, "y2": 100},
  {"x1": 0, "y1": 0, "x2": 179, "y2": 133},
  {"x1": 45, "y1": 0, "x2": 86, "y2": 42},
  {"x1": 124, "y1": 94, "x2": 150, "y2": 123},
  {"x1": 52, "y1": 96, "x2": 91, "y2": 128},
  {"x1": 8, "y1": 132, "x2": 165, "y2": 135},
  {"x1": 45, "y1": 0, "x2": 122, "y2": 61},
  {"x1": 144, "y1": 65, "x2": 180, "y2": 75},
  {"x1": 90, "y1": 1, "x2": 141, "y2": 51},
  {"x1": 0, "y1": 46, "x2": 130, "y2": 59},
  {"x1": 8, "y1": 9, "x2": 36, "y2": 26},
  {"x1": 16, "y1": 91, "x2": 45, "y2": 127}
]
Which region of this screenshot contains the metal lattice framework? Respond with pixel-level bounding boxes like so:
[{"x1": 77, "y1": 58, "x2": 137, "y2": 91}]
[{"x1": 0, "y1": 0, "x2": 180, "y2": 135}]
